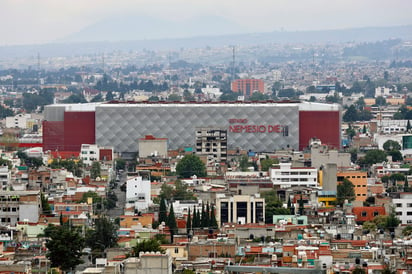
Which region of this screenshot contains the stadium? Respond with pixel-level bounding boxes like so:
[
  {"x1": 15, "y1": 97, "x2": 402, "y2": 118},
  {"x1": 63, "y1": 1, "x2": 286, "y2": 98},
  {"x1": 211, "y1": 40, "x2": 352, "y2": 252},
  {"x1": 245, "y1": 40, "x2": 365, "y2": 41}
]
[{"x1": 42, "y1": 101, "x2": 341, "y2": 153}]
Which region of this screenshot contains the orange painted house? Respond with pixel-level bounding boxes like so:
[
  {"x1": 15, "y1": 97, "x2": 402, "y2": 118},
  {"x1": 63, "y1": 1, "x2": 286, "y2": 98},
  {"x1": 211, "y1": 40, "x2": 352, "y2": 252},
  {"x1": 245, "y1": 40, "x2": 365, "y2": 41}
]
[{"x1": 337, "y1": 171, "x2": 368, "y2": 202}]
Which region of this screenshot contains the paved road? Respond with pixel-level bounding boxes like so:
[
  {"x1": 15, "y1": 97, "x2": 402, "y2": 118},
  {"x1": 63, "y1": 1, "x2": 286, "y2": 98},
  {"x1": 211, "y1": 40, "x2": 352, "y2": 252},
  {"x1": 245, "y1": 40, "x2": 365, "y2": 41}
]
[{"x1": 107, "y1": 171, "x2": 127, "y2": 219}]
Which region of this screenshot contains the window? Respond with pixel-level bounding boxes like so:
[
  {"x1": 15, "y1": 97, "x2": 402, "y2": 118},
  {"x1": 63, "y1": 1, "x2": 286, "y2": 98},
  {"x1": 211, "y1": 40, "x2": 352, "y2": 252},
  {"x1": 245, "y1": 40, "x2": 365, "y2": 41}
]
[
  {"x1": 407, "y1": 212, "x2": 412, "y2": 216},
  {"x1": 174, "y1": 248, "x2": 179, "y2": 254},
  {"x1": 396, "y1": 203, "x2": 402, "y2": 207},
  {"x1": 373, "y1": 211, "x2": 379, "y2": 216},
  {"x1": 361, "y1": 211, "x2": 367, "y2": 217}
]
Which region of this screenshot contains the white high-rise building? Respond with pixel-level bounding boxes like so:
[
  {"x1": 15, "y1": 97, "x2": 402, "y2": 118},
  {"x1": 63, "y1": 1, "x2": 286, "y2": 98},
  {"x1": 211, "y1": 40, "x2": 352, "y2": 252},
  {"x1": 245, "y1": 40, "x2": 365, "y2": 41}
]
[{"x1": 126, "y1": 176, "x2": 152, "y2": 212}]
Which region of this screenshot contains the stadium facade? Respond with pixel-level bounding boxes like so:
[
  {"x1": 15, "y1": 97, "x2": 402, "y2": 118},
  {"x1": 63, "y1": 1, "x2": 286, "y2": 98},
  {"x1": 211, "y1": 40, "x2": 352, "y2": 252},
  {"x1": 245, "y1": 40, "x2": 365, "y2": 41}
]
[{"x1": 42, "y1": 101, "x2": 341, "y2": 153}]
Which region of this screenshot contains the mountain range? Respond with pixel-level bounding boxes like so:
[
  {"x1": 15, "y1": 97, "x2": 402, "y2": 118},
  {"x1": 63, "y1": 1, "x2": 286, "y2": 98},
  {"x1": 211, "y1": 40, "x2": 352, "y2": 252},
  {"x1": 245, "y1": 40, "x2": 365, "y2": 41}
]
[{"x1": 1, "y1": 16, "x2": 412, "y2": 59}]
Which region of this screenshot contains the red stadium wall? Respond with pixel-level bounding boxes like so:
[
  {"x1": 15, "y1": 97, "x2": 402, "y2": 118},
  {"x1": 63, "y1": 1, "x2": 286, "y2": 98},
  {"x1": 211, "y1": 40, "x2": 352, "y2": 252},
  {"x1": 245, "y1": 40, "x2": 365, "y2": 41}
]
[
  {"x1": 42, "y1": 121, "x2": 64, "y2": 152},
  {"x1": 299, "y1": 111, "x2": 340, "y2": 150},
  {"x1": 63, "y1": 112, "x2": 95, "y2": 151}
]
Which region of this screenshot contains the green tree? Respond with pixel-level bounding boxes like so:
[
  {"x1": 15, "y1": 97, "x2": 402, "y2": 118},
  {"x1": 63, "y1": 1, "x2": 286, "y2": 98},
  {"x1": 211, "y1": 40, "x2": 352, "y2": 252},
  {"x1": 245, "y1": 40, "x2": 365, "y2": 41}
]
[
  {"x1": 200, "y1": 203, "x2": 210, "y2": 228},
  {"x1": 167, "y1": 94, "x2": 182, "y2": 101},
  {"x1": 192, "y1": 207, "x2": 200, "y2": 229},
  {"x1": 80, "y1": 191, "x2": 104, "y2": 212},
  {"x1": 260, "y1": 157, "x2": 279, "y2": 171},
  {"x1": 49, "y1": 159, "x2": 83, "y2": 177},
  {"x1": 167, "y1": 204, "x2": 177, "y2": 242},
  {"x1": 131, "y1": 239, "x2": 165, "y2": 257},
  {"x1": 0, "y1": 157, "x2": 12, "y2": 170},
  {"x1": 41, "y1": 192, "x2": 51, "y2": 214},
  {"x1": 362, "y1": 221, "x2": 377, "y2": 233},
  {"x1": 388, "y1": 150, "x2": 403, "y2": 162},
  {"x1": 385, "y1": 208, "x2": 400, "y2": 232},
  {"x1": 375, "y1": 96, "x2": 387, "y2": 106},
  {"x1": 210, "y1": 205, "x2": 218, "y2": 229},
  {"x1": 337, "y1": 178, "x2": 355, "y2": 206},
  {"x1": 220, "y1": 91, "x2": 239, "y2": 101},
  {"x1": 346, "y1": 124, "x2": 357, "y2": 140},
  {"x1": 159, "y1": 183, "x2": 174, "y2": 201},
  {"x1": 249, "y1": 92, "x2": 269, "y2": 101},
  {"x1": 90, "y1": 161, "x2": 101, "y2": 179},
  {"x1": 298, "y1": 194, "x2": 305, "y2": 215},
  {"x1": 0, "y1": 104, "x2": 14, "y2": 118},
  {"x1": 159, "y1": 197, "x2": 168, "y2": 224},
  {"x1": 272, "y1": 81, "x2": 282, "y2": 92},
  {"x1": 85, "y1": 216, "x2": 118, "y2": 253},
  {"x1": 91, "y1": 93, "x2": 103, "y2": 102},
  {"x1": 62, "y1": 93, "x2": 87, "y2": 103},
  {"x1": 407, "y1": 120, "x2": 412, "y2": 132},
  {"x1": 306, "y1": 85, "x2": 316, "y2": 93},
  {"x1": 148, "y1": 95, "x2": 160, "y2": 102},
  {"x1": 362, "y1": 150, "x2": 387, "y2": 166},
  {"x1": 402, "y1": 225, "x2": 412, "y2": 236},
  {"x1": 174, "y1": 180, "x2": 196, "y2": 200},
  {"x1": 343, "y1": 105, "x2": 358, "y2": 122},
  {"x1": 383, "y1": 140, "x2": 401, "y2": 151},
  {"x1": 105, "y1": 190, "x2": 118, "y2": 209},
  {"x1": 352, "y1": 267, "x2": 366, "y2": 274},
  {"x1": 183, "y1": 89, "x2": 195, "y2": 101},
  {"x1": 115, "y1": 158, "x2": 126, "y2": 171},
  {"x1": 176, "y1": 154, "x2": 207, "y2": 178},
  {"x1": 261, "y1": 190, "x2": 289, "y2": 224},
  {"x1": 186, "y1": 208, "x2": 192, "y2": 234},
  {"x1": 239, "y1": 155, "x2": 250, "y2": 171},
  {"x1": 43, "y1": 224, "x2": 85, "y2": 272},
  {"x1": 105, "y1": 91, "x2": 114, "y2": 101}
]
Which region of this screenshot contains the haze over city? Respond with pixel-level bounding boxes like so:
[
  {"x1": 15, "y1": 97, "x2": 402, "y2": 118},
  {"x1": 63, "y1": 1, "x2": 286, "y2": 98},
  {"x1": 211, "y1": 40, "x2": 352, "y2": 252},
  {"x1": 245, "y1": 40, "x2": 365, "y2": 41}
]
[
  {"x1": 1, "y1": 0, "x2": 412, "y2": 45},
  {"x1": 3, "y1": 0, "x2": 412, "y2": 273}
]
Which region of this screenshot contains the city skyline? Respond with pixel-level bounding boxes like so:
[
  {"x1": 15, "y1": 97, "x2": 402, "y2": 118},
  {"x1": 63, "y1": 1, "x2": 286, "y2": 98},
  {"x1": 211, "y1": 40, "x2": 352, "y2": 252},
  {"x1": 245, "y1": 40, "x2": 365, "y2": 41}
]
[{"x1": 1, "y1": 0, "x2": 412, "y2": 45}]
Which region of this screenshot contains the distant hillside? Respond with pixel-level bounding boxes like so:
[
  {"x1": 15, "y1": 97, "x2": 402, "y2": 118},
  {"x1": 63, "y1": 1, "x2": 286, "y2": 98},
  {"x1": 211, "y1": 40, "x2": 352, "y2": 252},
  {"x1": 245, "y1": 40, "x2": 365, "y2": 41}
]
[
  {"x1": 1, "y1": 25, "x2": 412, "y2": 59},
  {"x1": 60, "y1": 15, "x2": 246, "y2": 43}
]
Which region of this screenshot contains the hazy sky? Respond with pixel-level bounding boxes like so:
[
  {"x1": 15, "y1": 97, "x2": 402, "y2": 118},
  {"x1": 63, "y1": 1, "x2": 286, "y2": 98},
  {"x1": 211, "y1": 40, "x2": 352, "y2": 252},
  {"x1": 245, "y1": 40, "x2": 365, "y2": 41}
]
[{"x1": 1, "y1": 0, "x2": 411, "y2": 45}]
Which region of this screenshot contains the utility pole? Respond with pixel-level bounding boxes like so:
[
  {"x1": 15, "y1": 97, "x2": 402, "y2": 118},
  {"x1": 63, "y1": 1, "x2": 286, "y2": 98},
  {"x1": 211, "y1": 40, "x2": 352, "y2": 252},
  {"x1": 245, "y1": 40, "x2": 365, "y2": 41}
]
[
  {"x1": 37, "y1": 53, "x2": 41, "y2": 88},
  {"x1": 232, "y1": 46, "x2": 236, "y2": 82}
]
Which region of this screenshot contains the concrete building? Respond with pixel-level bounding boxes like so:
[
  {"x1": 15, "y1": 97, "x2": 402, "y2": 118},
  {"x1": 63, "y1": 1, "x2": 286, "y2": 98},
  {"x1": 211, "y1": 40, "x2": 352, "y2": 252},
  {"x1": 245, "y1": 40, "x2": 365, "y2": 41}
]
[
  {"x1": 337, "y1": 171, "x2": 368, "y2": 202},
  {"x1": 311, "y1": 144, "x2": 351, "y2": 169},
  {"x1": 80, "y1": 144, "x2": 114, "y2": 167},
  {"x1": 5, "y1": 113, "x2": 33, "y2": 129},
  {"x1": 171, "y1": 200, "x2": 203, "y2": 218},
  {"x1": 374, "y1": 86, "x2": 390, "y2": 98},
  {"x1": 270, "y1": 163, "x2": 318, "y2": 188},
  {"x1": 195, "y1": 127, "x2": 227, "y2": 163},
  {"x1": 126, "y1": 176, "x2": 152, "y2": 212},
  {"x1": 393, "y1": 193, "x2": 412, "y2": 225},
  {"x1": 80, "y1": 144, "x2": 99, "y2": 166},
  {"x1": 0, "y1": 191, "x2": 41, "y2": 225},
  {"x1": 138, "y1": 135, "x2": 168, "y2": 158},
  {"x1": 215, "y1": 194, "x2": 265, "y2": 227},
  {"x1": 123, "y1": 252, "x2": 172, "y2": 274},
  {"x1": 0, "y1": 166, "x2": 11, "y2": 191},
  {"x1": 231, "y1": 79, "x2": 265, "y2": 97}
]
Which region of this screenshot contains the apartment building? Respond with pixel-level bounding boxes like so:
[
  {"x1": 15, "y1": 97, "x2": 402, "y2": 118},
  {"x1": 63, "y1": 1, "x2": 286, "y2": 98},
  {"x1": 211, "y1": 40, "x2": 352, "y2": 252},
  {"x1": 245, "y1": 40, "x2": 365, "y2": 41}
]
[
  {"x1": 195, "y1": 127, "x2": 227, "y2": 163},
  {"x1": 215, "y1": 194, "x2": 265, "y2": 227},
  {"x1": 337, "y1": 171, "x2": 367, "y2": 202},
  {"x1": 270, "y1": 163, "x2": 318, "y2": 188},
  {"x1": 0, "y1": 191, "x2": 41, "y2": 225}
]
